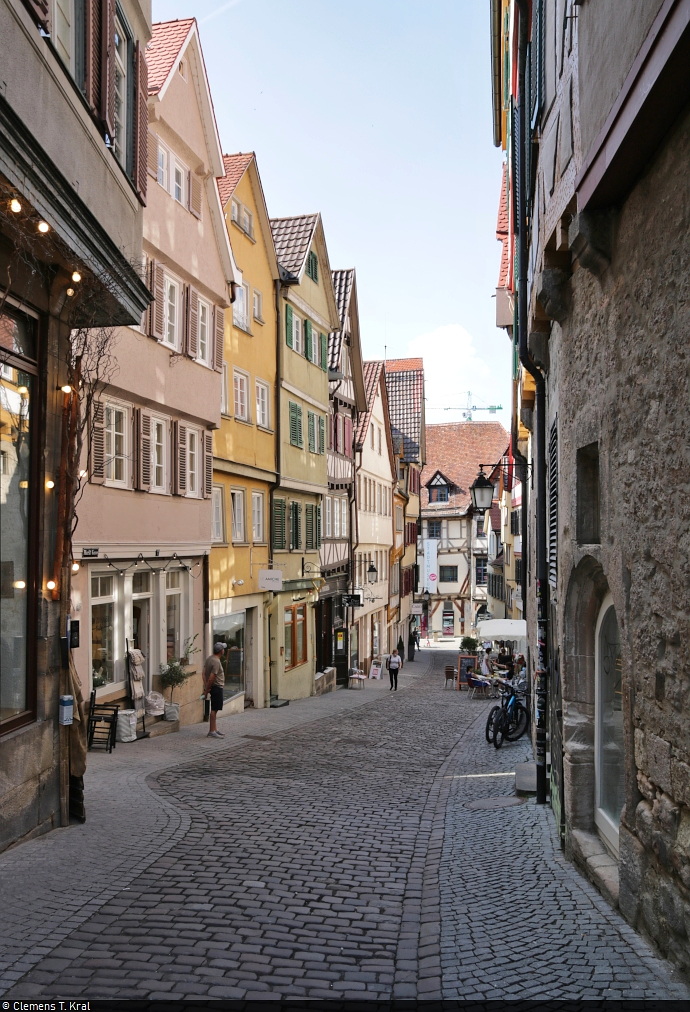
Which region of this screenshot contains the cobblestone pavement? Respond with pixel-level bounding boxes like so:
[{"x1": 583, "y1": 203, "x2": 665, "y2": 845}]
[{"x1": 2, "y1": 650, "x2": 688, "y2": 1000}]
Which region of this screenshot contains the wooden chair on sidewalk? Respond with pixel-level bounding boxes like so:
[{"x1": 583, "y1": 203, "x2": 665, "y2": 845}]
[
  {"x1": 87, "y1": 690, "x2": 119, "y2": 752},
  {"x1": 444, "y1": 665, "x2": 456, "y2": 689},
  {"x1": 348, "y1": 669, "x2": 366, "y2": 690}
]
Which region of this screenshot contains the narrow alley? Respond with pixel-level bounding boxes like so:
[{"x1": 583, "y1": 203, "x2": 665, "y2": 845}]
[{"x1": 2, "y1": 651, "x2": 687, "y2": 1002}]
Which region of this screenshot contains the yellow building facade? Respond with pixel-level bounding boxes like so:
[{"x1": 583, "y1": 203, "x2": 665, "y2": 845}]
[{"x1": 210, "y1": 153, "x2": 279, "y2": 712}]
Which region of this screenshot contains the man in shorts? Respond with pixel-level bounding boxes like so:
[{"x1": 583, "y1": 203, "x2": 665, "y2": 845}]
[{"x1": 203, "y1": 642, "x2": 226, "y2": 738}]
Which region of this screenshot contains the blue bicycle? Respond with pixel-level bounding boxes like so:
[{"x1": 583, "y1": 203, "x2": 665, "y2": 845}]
[{"x1": 486, "y1": 679, "x2": 529, "y2": 748}]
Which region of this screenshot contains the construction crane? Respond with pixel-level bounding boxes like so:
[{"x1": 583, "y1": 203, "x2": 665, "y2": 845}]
[{"x1": 428, "y1": 391, "x2": 503, "y2": 422}]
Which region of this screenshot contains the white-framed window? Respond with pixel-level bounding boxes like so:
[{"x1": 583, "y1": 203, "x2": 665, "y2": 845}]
[
  {"x1": 341, "y1": 498, "x2": 348, "y2": 538},
  {"x1": 233, "y1": 282, "x2": 250, "y2": 331},
  {"x1": 163, "y1": 275, "x2": 181, "y2": 350},
  {"x1": 91, "y1": 573, "x2": 121, "y2": 689},
  {"x1": 173, "y1": 158, "x2": 187, "y2": 205},
  {"x1": 151, "y1": 417, "x2": 167, "y2": 492},
  {"x1": 378, "y1": 427, "x2": 382, "y2": 454},
  {"x1": 165, "y1": 569, "x2": 182, "y2": 661},
  {"x1": 325, "y1": 497, "x2": 332, "y2": 538},
  {"x1": 156, "y1": 139, "x2": 187, "y2": 207},
  {"x1": 104, "y1": 403, "x2": 127, "y2": 485},
  {"x1": 252, "y1": 491, "x2": 264, "y2": 542},
  {"x1": 233, "y1": 369, "x2": 250, "y2": 421},
  {"x1": 292, "y1": 315, "x2": 302, "y2": 354},
  {"x1": 231, "y1": 199, "x2": 240, "y2": 224},
  {"x1": 211, "y1": 486, "x2": 225, "y2": 542},
  {"x1": 256, "y1": 380, "x2": 269, "y2": 429},
  {"x1": 178, "y1": 58, "x2": 187, "y2": 80},
  {"x1": 113, "y1": 16, "x2": 128, "y2": 168},
  {"x1": 187, "y1": 428, "x2": 200, "y2": 497},
  {"x1": 221, "y1": 362, "x2": 230, "y2": 415},
  {"x1": 334, "y1": 497, "x2": 340, "y2": 537},
  {"x1": 231, "y1": 488, "x2": 246, "y2": 543},
  {"x1": 370, "y1": 425, "x2": 375, "y2": 449},
  {"x1": 241, "y1": 205, "x2": 254, "y2": 238},
  {"x1": 157, "y1": 145, "x2": 168, "y2": 189},
  {"x1": 197, "y1": 298, "x2": 211, "y2": 365},
  {"x1": 253, "y1": 289, "x2": 263, "y2": 321},
  {"x1": 309, "y1": 326, "x2": 319, "y2": 365}
]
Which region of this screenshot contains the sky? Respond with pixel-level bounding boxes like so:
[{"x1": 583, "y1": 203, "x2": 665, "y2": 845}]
[{"x1": 153, "y1": 0, "x2": 510, "y2": 432}]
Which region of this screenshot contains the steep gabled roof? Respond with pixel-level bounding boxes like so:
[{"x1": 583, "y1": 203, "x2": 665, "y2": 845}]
[
  {"x1": 147, "y1": 19, "x2": 195, "y2": 95},
  {"x1": 217, "y1": 152, "x2": 254, "y2": 208},
  {"x1": 421, "y1": 422, "x2": 509, "y2": 516},
  {"x1": 497, "y1": 164, "x2": 511, "y2": 290},
  {"x1": 328, "y1": 268, "x2": 366, "y2": 412},
  {"x1": 356, "y1": 361, "x2": 383, "y2": 450},
  {"x1": 384, "y1": 358, "x2": 425, "y2": 464},
  {"x1": 270, "y1": 214, "x2": 319, "y2": 282},
  {"x1": 329, "y1": 267, "x2": 354, "y2": 370}
]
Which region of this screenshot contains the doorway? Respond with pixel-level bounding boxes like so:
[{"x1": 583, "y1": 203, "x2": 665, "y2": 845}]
[
  {"x1": 132, "y1": 596, "x2": 151, "y2": 689},
  {"x1": 594, "y1": 593, "x2": 624, "y2": 856}
]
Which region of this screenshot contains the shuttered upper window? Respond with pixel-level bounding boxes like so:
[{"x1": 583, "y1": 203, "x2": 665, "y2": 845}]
[
  {"x1": 548, "y1": 421, "x2": 558, "y2": 588},
  {"x1": 104, "y1": 403, "x2": 127, "y2": 486},
  {"x1": 289, "y1": 402, "x2": 303, "y2": 447},
  {"x1": 306, "y1": 251, "x2": 318, "y2": 282}
]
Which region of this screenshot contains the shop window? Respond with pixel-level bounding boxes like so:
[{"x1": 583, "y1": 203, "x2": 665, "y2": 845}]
[
  {"x1": 284, "y1": 604, "x2": 307, "y2": 668},
  {"x1": 165, "y1": 570, "x2": 182, "y2": 661},
  {"x1": 91, "y1": 574, "x2": 117, "y2": 687},
  {"x1": 212, "y1": 612, "x2": 245, "y2": 698}
]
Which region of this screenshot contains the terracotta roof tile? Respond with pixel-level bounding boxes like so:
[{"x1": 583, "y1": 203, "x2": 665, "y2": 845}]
[
  {"x1": 217, "y1": 152, "x2": 254, "y2": 208},
  {"x1": 147, "y1": 19, "x2": 195, "y2": 95},
  {"x1": 270, "y1": 214, "x2": 318, "y2": 282},
  {"x1": 384, "y1": 360, "x2": 424, "y2": 463},
  {"x1": 329, "y1": 268, "x2": 354, "y2": 371},
  {"x1": 496, "y1": 164, "x2": 508, "y2": 237},
  {"x1": 489, "y1": 502, "x2": 502, "y2": 532},
  {"x1": 356, "y1": 360, "x2": 383, "y2": 449},
  {"x1": 421, "y1": 422, "x2": 509, "y2": 515}
]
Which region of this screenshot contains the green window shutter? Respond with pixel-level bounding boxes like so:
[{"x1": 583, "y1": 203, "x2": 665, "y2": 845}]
[
  {"x1": 290, "y1": 501, "x2": 302, "y2": 550},
  {"x1": 318, "y1": 416, "x2": 325, "y2": 454},
  {"x1": 273, "y1": 498, "x2": 286, "y2": 550},
  {"x1": 308, "y1": 411, "x2": 316, "y2": 453},
  {"x1": 289, "y1": 402, "x2": 298, "y2": 446},
  {"x1": 296, "y1": 405, "x2": 303, "y2": 447},
  {"x1": 304, "y1": 319, "x2": 312, "y2": 362},
  {"x1": 305, "y1": 504, "x2": 314, "y2": 551},
  {"x1": 285, "y1": 303, "x2": 293, "y2": 348},
  {"x1": 320, "y1": 332, "x2": 328, "y2": 371},
  {"x1": 316, "y1": 503, "x2": 322, "y2": 548}
]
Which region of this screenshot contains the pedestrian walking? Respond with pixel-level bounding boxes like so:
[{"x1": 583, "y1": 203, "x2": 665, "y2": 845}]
[
  {"x1": 387, "y1": 648, "x2": 402, "y2": 691},
  {"x1": 203, "y1": 642, "x2": 226, "y2": 738},
  {"x1": 480, "y1": 650, "x2": 494, "y2": 679},
  {"x1": 415, "y1": 628, "x2": 421, "y2": 651}
]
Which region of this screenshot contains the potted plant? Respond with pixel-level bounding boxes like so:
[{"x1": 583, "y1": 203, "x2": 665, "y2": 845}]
[
  {"x1": 461, "y1": 636, "x2": 478, "y2": 654},
  {"x1": 159, "y1": 658, "x2": 191, "y2": 721}
]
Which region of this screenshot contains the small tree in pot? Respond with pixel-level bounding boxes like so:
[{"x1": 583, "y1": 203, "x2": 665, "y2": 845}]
[
  {"x1": 159, "y1": 658, "x2": 191, "y2": 719},
  {"x1": 461, "y1": 636, "x2": 478, "y2": 654}
]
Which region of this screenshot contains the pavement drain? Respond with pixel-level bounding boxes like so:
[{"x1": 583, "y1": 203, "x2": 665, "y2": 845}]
[{"x1": 465, "y1": 796, "x2": 527, "y2": 810}]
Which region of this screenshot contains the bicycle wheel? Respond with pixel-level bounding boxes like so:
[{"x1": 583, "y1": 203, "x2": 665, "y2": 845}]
[
  {"x1": 485, "y1": 706, "x2": 501, "y2": 743},
  {"x1": 492, "y1": 711, "x2": 506, "y2": 749},
  {"x1": 506, "y1": 701, "x2": 529, "y2": 741}
]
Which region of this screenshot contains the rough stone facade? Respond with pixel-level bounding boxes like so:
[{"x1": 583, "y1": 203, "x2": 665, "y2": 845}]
[{"x1": 548, "y1": 104, "x2": 690, "y2": 969}]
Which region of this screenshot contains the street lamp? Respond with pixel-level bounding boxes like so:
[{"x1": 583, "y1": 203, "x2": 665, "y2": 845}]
[
  {"x1": 367, "y1": 562, "x2": 377, "y2": 584},
  {"x1": 469, "y1": 466, "x2": 494, "y2": 512}
]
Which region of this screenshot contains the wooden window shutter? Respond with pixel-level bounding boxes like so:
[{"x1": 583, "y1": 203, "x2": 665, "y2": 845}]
[
  {"x1": 186, "y1": 287, "x2": 199, "y2": 358},
  {"x1": 134, "y1": 41, "x2": 148, "y2": 204},
  {"x1": 100, "y1": 0, "x2": 116, "y2": 139},
  {"x1": 304, "y1": 319, "x2": 312, "y2": 361},
  {"x1": 136, "y1": 409, "x2": 152, "y2": 490},
  {"x1": 316, "y1": 504, "x2": 322, "y2": 548},
  {"x1": 147, "y1": 130, "x2": 158, "y2": 177},
  {"x1": 174, "y1": 421, "x2": 187, "y2": 495},
  {"x1": 84, "y1": 0, "x2": 103, "y2": 115},
  {"x1": 308, "y1": 411, "x2": 316, "y2": 453},
  {"x1": 273, "y1": 498, "x2": 286, "y2": 551},
  {"x1": 90, "y1": 400, "x2": 106, "y2": 484},
  {"x1": 548, "y1": 420, "x2": 558, "y2": 589},
  {"x1": 150, "y1": 260, "x2": 165, "y2": 340},
  {"x1": 213, "y1": 306, "x2": 224, "y2": 372},
  {"x1": 296, "y1": 405, "x2": 303, "y2": 447},
  {"x1": 305, "y1": 504, "x2": 315, "y2": 551},
  {"x1": 320, "y1": 332, "x2": 327, "y2": 371},
  {"x1": 318, "y1": 416, "x2": 325, "y2": 455},
  {"x1": 203, "y1": 432, "x2": 213, "y2": 498},
  {"x1": 190, "y1": 173, "x2": 202, "y2": 219},
  {"x1": 285, "y1": 303, "x2": 293, "y2": 348},
  {"x1": 19, "y1": 1, "x2": 49, "y2": 30},
  {"x1": 344, "y1": 416, "x2": 352, "y2": 457}
]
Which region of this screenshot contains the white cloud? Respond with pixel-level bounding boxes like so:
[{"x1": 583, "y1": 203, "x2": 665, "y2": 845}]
[{"x1": 407, "y1": 323, "x2": 511, "y2": 429}]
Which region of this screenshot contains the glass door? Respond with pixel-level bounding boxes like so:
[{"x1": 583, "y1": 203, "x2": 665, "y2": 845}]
[{"x1": 595, "y1": 593, "x2": 625, "y2": 855}]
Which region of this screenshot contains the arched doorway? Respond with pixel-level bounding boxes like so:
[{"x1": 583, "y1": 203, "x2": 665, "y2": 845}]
[{"x1": 594, "y1": 593, "x2": 624, "y2": 855}]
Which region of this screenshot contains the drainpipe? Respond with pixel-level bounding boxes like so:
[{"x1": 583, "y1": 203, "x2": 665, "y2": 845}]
[
  {"x1": 266, "y1": 278, "x2": 283, "y2": 699},
  {"x1": 515, "y1": 0, "x2": 548, "y2": 805}
]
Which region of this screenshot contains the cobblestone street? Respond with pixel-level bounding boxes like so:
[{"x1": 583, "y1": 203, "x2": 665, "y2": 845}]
[{"x1": 1, "y1": 650, "x2": 688, "y2": 1001}]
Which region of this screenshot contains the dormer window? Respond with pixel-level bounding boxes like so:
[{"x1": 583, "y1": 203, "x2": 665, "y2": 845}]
[
  {"x1": 428, "y1": 473, "x2": 451, "y2": 502},
  {"x1": 306, "y1": 250, "x2": 318, "y2": 282}
]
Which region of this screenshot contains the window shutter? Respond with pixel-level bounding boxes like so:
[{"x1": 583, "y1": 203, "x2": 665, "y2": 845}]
[
  {"x1": 296, "y1": 405, "x2": 303, "y2": 447},
  {"x1": 190, "y1": 173, "x2": 202, "y2": 219},
  {"x1": 134, "y1": 41, "x2": 148, "y2": 204},
  {"x1": 285, "y1": 303, "x2": 293, "y2": 348},
  {"x1": 308, "y1": 411, "x2": 316, "y2": 453},
  {"x1": 136, "y1": 409, "x2": 152, "y2": 490},
  {"x1": 101, "y1": 0, "x2": 116, "y2": 140},
  {"x1": 147, "y1": 130, "x2": 158, "y2": 178},
  {"x1": 316, "y1": 504, "x2": 322, "y2": 547},
  {"x1": 20, "y1": 1, "x2": 49, "y2": 31},
  {"x1": 213, "y1": 306, "x2": 224, "y2": 372},
  {"x1": 90, "y1": 400, "x2": 105, "y2": 484},
  {"x1": 150, "y1": 259, "x2": 165, "y2": 340},
  {"x1": 289, "y1": 502, "x2": 297, "y2": 550},
  {"x1": 273, "y1": 498, "x2": 286, "y2": 550},
  {"x1": 304, "y1": 319, "x2": 312, "y2": 362},
  {"x1": 84, "y1": 0, "x2": 103, "y2": 115},
  {"x1": 344, "y1": 416, "x2": 352, "y2": 457},
  {"x1": 186, "y1": 286, "x2": 199, "y2": 358},
  {"x1": 548, "y1": 420, "x2": 558, "y2": 589},
  {"x1": 305, "y1": 504, "x2": 314, "y2": 551},
  {"x1": 318, "y1": 416, "x2": 325, "y2": 455},
  {"x1": 320, "y1": 332, "x2": 328, "y2": 371},
  {"x1": 174, "y1": 421, "x2": 187, "y2": 495},
  {"x1": 289, "y1": 403, "x2": 297, "y2": 446},
  {"x1": 203, "y1": 432, "x2": 213, "y2": 498},
  {"x1": 296, "y1": 502, "x2": 302, "y2": 549}
]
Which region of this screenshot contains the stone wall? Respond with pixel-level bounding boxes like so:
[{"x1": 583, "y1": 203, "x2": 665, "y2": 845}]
[{"x1": 549, "y1": 103, "x2": 690, "y2": 968}]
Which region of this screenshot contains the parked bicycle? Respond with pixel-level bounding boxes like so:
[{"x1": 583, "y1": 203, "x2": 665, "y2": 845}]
[{"x1": 485, "y1": 677, "x2": 529, "y2": 748}]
